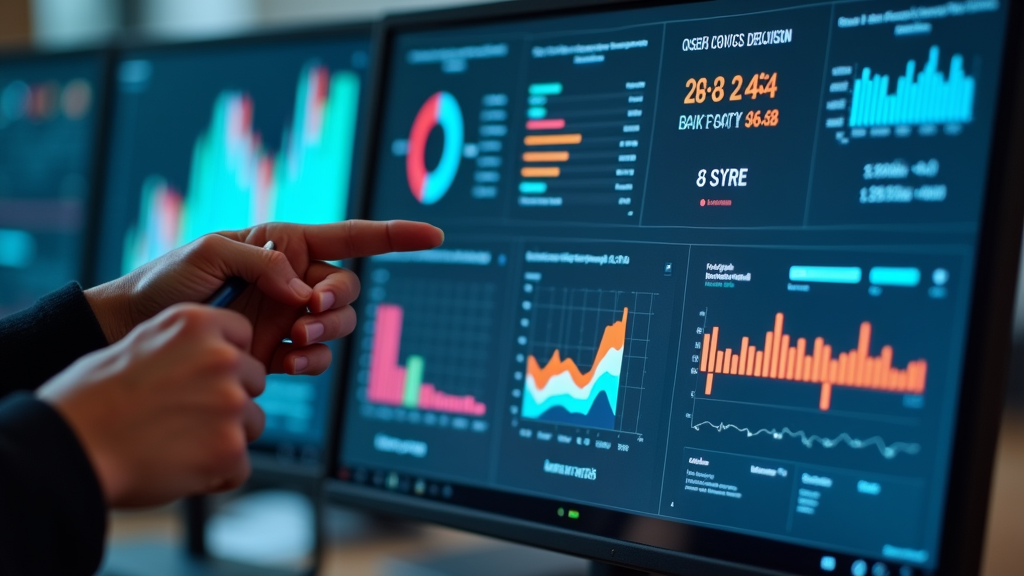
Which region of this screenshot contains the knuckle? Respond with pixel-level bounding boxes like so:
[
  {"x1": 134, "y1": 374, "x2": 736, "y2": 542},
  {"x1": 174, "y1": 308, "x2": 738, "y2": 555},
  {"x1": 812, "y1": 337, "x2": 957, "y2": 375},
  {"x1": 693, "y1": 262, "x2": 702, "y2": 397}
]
[
  {"x1": 207, "y1": 343, "x2": 242, "y2": 372},
  {"x1": 217, "y1": 382, "x2": 249, "y2": 413}
]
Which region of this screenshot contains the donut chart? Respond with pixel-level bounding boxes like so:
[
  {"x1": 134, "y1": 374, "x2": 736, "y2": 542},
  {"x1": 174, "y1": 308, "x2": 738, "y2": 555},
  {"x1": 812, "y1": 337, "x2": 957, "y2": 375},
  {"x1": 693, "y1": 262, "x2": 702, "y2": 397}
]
[{"x1": 406, "y1": 91, "x2": 464, "y2": 205}]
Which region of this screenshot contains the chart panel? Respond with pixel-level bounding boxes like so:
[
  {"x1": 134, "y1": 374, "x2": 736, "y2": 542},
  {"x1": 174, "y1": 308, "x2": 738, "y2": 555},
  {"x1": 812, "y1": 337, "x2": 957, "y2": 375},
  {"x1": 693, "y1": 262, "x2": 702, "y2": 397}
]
[
  {"x1": 662, "y1": 245, "x2": 968, "y2": 560},
  {"x1": 642, "y1": 6, "x2": 831, "y2": 227},
  {"x1": 808, "y1": 0, "x2": 1005, "y2": 226},
  {"x1": 509, "y1": 26, "x2": 661, "y2": 223},
  {"x1": 342, "y1": 247, "x2": 513, "y2": 484},
  {"x1": 496, "y1": 243, "x2": 684, "y2": 512},
  {"x1": 371, "y1": 37, "x2": 521, "y2": 222}
]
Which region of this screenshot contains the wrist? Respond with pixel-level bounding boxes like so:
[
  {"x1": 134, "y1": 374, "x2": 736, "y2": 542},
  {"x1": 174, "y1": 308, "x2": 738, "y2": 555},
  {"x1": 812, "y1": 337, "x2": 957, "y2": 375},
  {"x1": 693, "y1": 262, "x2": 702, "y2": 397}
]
[{"x1": 84, "y1": 280, "x2": 135, "y2": 344}]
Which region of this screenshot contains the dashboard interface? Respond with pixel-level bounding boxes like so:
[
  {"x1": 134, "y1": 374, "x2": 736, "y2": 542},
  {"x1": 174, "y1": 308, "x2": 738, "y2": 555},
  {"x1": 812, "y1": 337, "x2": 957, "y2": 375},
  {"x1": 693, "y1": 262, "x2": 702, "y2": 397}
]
[
  {"x1": 336, "y1": 1, "x2": 1009, "y2": 574},
  {"x1": 96, "y1": 35, "x2": 369, "y2": 471},
  {"x1": 0, "y1": 53, "x2": 104, "y2": 316}
]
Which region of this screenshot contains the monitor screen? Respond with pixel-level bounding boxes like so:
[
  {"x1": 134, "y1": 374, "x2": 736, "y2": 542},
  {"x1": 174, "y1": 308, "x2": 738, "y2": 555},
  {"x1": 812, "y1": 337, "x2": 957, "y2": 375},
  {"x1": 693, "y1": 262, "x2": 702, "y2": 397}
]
[
  {"x1": 0, "y1": 52, "x2": 105, "y2": 317},
  {"x1": 97, "y1": 31, "x2": 369, "y2": 473},
  {"x1": 333, "y1": 0, "x2": 1012, "y2": 574}
]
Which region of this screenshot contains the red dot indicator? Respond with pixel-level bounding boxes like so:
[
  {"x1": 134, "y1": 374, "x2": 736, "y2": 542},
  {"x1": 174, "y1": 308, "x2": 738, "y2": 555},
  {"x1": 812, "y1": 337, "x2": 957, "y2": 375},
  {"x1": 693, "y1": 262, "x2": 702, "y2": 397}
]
[{"x1": 700, "y1": 199, "x2": 706, "y2": 207}]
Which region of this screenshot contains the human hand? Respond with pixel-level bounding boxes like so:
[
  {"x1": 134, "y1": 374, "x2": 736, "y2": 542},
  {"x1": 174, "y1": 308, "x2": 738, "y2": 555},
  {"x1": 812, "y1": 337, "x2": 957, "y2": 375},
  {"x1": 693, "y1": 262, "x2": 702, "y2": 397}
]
[
  {"x1": 85, "y1": 220, "x2": 443, "y2": 375},
  {"x1": 37, "y1": 304, "x2": 267, "y2": 508}
]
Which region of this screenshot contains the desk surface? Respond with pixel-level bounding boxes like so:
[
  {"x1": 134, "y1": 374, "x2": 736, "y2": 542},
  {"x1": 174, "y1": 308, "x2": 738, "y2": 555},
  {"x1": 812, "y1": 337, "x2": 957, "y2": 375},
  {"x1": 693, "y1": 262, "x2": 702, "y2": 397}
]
[{"x1": 109, "y1": 412, "x2": 1024, "y2": 575}]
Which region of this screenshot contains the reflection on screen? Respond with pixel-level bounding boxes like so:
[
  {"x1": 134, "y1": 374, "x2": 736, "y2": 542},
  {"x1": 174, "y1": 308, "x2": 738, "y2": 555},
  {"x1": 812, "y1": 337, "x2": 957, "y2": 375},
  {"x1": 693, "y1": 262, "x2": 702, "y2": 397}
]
[
  {"x1": 0, "y1": 54, "x2": 103, "y2": 316},
  {"x1": 98, "y1": 37, "x2": 368, "y2": 470},
  {"x1": 337, "y1": 1, "x2": 1009, "y2": 573}
]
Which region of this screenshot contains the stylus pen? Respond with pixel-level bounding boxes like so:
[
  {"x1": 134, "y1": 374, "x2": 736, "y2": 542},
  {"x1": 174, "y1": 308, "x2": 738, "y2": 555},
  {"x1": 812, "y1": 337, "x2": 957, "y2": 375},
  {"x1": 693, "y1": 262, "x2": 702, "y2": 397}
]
[{"x1": 204, "y1": 240, "x2": 276, "y2": 308}]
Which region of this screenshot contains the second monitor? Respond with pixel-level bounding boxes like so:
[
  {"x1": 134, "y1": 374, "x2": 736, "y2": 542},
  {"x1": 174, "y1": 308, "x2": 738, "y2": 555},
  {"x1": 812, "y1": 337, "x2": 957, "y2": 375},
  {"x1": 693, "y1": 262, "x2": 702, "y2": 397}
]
[{"x1": 96, "y1": 26, "x2": 371, "y2": 475}]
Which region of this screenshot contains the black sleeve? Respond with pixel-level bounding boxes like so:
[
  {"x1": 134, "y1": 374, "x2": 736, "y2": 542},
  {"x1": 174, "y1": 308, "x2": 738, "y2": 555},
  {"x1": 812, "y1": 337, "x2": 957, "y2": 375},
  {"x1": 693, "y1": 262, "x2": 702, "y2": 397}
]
[
  {"x1": 0, "y1": 393, "x2": 108, "y2": 575},
  {"x1": 0, "y1": 284, "x2": 111, "y2": 574},
  {"x1": 0, "y1": 283, "x2": 109, "y2": 395}
]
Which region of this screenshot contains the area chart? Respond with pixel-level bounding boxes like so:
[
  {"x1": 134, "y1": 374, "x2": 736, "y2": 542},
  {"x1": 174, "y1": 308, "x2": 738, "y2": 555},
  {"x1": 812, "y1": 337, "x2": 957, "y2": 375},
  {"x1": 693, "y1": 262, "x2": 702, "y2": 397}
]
[
  {"x1": 522, "y1": 307, "x2": 628, "y2": 429},
  {"x1": 699, "y1": 312, "x2": 928, "y2": 411}
]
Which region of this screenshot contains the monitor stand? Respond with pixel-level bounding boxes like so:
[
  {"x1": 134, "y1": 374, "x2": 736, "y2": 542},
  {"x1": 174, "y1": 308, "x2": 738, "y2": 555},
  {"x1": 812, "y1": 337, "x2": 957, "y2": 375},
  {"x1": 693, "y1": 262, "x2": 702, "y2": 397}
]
[
  {"x1": 101, "y1": 491, "x2": 321, "y2": 576},
  {"x1": 382, "y1": 542, "x2": 653, "y2": 576}
]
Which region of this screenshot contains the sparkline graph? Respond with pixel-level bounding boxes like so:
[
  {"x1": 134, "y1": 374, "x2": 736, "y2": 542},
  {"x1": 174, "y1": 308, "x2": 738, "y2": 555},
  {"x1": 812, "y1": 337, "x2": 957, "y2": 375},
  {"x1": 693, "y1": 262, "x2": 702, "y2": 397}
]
[
  {"x1": 690, "y1": 420, "x2": 921, "y2": 459},
  {"x1": 121, "y1": 63, "x2": 359, "y2": 274}
]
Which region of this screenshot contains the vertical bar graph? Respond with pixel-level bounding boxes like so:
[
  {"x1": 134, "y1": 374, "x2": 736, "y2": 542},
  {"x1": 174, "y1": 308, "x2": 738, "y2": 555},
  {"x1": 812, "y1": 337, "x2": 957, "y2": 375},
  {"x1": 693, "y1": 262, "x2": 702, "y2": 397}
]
[
  {"x1": 366, "y1": 303, "x2": 488, "y2": 417},
  {"x1": 849, "y1": 46, "x2": 975, "y2": 128},
  {"x1": 698, "y1": 312, "x2": 927, "y2": 411}
]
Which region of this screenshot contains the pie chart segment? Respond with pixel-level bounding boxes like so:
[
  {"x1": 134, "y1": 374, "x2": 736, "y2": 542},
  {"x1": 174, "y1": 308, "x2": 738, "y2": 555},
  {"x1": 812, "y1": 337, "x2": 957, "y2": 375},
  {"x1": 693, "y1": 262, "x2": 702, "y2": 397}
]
[{"x1": 406, "y1": 91, "x2": 464, "y2": 205}]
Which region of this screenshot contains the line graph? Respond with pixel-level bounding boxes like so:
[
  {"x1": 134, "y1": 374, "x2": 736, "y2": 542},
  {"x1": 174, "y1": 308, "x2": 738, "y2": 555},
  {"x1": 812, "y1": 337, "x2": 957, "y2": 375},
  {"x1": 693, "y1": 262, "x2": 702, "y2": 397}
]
[{"x1": 690, "y1": 420, "x2": 921, "y2": 459}]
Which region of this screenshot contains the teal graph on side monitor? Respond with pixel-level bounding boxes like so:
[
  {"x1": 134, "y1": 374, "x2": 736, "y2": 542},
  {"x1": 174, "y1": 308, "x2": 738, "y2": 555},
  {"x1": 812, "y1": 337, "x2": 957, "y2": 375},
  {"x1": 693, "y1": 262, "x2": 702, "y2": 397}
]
[{"x1": 121, "y1": 63, "x2": 359, "y2": 274}]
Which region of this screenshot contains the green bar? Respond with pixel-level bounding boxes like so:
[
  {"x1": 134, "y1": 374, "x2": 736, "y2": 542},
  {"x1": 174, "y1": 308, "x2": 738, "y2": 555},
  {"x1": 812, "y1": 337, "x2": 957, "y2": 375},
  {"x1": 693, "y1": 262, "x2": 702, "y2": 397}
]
[
  {"x1": 519, "y1": 182, "x2": 548, "y2": 194},
  {"x1": 527, "y1": 107, "x2": 547, "y2": 119},
  {"x1": 869, "y1": 267, "x2": 921, "y2": 287},
  {"x1": 529, "y1": 82, "x2": 563, "y2": 96},
  {"x1": 403, "y1": 355, "x2": 425, "y2": 408},
  {"x1": 567, "y1": 510, "x2": 580, "y2": 519},
  {"x1": 789, "y1": 266, "x2": 862, "y2": 284}
]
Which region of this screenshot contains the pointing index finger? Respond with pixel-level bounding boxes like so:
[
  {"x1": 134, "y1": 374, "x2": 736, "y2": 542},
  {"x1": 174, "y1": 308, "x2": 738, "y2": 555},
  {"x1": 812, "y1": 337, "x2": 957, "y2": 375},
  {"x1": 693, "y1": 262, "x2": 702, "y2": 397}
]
[{"x1": 305, "y1": 220, "x2": 444, "y2": 261}]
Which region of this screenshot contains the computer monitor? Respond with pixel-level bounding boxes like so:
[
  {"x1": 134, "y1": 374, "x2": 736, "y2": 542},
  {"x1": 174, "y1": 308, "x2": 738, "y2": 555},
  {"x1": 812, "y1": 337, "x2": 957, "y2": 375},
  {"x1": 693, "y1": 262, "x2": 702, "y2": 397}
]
[
  {"x1": 328, "y1": 1, "x2": 1024, "y2": 574},
  {"x1": 96, "y1": 26, "x2": 370, "y2": 476},
  {"x1": 0, "y1": 50, "x2": 108, "y2": 317}
]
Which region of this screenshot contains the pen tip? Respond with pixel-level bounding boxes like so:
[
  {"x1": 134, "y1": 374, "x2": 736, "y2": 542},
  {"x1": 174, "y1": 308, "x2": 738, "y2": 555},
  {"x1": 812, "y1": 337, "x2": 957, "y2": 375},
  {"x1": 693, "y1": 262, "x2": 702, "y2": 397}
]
[{"x1": 263, "y1": 240, "x2": 276, "y2": 251}]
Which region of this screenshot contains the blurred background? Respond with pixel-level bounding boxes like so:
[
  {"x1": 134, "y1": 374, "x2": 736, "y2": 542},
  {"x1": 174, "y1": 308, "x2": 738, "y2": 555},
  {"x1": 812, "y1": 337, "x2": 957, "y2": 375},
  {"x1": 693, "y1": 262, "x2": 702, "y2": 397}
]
[{"x1": 1, "y1": 0, "x2": 1022, "y2": 574}]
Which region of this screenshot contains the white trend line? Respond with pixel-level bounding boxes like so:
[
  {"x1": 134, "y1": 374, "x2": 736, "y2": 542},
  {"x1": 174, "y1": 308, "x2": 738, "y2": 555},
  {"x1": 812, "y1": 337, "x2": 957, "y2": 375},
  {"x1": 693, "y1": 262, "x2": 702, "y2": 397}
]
[{"x1": 691, "y1": 421, "x2": 921, "y2": 459}]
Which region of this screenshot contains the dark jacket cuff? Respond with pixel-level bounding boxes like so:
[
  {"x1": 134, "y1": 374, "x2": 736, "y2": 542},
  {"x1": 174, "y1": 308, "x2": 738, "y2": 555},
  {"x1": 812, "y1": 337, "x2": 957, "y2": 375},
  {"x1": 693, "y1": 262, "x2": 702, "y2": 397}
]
[
  {"x1": 0, "y1": 393, "x2": 107, "y2": 575},
  {"x1": 0, "y1": 282, "x2": 109, "y2": 393}
]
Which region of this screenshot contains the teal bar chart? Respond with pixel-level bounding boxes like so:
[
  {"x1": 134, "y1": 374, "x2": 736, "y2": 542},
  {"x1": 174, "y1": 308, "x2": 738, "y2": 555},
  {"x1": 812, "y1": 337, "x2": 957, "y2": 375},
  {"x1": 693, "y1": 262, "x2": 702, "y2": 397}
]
[{"x1": 849, "y1": 46, "x2": 975, "y2": 128}]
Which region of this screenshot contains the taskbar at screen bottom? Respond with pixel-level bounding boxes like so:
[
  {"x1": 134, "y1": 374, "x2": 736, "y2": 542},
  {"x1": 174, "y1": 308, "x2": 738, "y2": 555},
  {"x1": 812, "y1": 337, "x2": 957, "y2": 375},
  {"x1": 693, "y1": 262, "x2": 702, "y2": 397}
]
[{"x1": 329, "y1": 466, "x2": 930, "y2": 576}]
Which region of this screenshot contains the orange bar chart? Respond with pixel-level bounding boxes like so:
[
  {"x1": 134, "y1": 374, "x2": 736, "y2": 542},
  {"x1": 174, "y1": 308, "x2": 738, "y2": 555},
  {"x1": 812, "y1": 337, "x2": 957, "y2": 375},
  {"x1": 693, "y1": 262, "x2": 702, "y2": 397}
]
[
  {"x1": 698, "y1": 312, "x2": 927, "y2": 411},
  {"x1": 521, "y1": 167, "x2": 561, "y2": 178}
]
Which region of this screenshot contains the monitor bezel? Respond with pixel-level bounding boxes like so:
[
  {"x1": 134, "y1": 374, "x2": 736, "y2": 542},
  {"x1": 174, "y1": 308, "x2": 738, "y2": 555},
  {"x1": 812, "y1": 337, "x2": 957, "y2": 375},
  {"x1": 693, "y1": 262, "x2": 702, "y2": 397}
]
[
  {"x1": 0, "y1": 47, "x2": 114, "y2": 296},
  {"x1": 95, "y1": 21, "x2": 374, "y2": 480},
  {"x1": 326, "y1": 1, "x2": 1024, "y2": 574}
]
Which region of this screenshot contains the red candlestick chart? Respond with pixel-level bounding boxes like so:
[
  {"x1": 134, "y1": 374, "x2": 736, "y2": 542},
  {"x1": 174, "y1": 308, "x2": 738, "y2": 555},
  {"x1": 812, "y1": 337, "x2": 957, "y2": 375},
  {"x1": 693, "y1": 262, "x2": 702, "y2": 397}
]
[{"x1": 699, "y1": 312, "x2": 928, "y2": 411}]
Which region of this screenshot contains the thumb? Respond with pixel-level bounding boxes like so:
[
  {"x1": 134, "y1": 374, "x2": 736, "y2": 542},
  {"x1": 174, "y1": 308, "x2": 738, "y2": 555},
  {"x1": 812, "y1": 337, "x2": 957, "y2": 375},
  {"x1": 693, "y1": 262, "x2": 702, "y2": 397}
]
[{"x1": 196, "y1": 234, "x2": 312, "y2": 306}]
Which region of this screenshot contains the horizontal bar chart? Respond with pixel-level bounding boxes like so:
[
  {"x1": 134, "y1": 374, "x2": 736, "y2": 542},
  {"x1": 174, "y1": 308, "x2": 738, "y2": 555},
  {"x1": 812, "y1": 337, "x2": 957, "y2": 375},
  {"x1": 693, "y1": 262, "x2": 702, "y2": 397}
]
[
  {"x1": 524, "y1": 133, "x2": 583, "y2": 146},
  {"x1": 523, "y1": 151, "x2": 570, "y2": 162},
  {"x1": 522, "y1": 167, "x2": 561, "y2": 178}
]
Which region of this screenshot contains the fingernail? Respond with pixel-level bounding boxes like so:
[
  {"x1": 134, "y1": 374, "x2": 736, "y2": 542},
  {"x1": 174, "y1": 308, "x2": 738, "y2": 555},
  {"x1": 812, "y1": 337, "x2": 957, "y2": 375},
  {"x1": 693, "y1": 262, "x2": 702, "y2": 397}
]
[
  {"x1": 305, "y1": 322, "x2": 325, "y2": 342},
  {"x1": 289, "y1": 278, "x2": 313, "y2": 299},
  {"x1": 293, "y1": 356, "x2": 309, "y2": 374},
  {"x1": 319, "y1": 291, "x2": 335, "y2": 311},
  {"x1": 435, "y1": 227, "x2": 445, "y2": 245}
]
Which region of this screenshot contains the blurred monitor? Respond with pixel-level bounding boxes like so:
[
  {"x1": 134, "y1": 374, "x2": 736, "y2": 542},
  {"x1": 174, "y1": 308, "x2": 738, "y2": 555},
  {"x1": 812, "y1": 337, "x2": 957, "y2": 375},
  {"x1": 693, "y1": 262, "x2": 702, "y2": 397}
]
[
  {"x1": 329, "y1": 0, "x2": 1021, "y2": 575},
  {"x1": 0, "y1": 51, "x2": 107, "y2": 316},
  {"x1": 97, "y1": 27, "x2": 370, "y2": 476}
]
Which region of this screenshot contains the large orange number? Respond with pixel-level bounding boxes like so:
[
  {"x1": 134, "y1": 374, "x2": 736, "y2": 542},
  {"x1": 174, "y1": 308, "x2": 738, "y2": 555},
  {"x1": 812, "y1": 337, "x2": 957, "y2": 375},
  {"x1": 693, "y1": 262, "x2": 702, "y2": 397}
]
[{"x1": 685, "y1": 78, "x2": 697, "y2": 104}]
